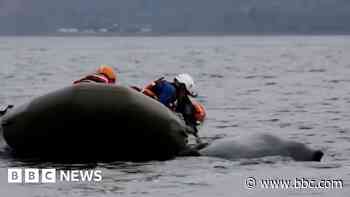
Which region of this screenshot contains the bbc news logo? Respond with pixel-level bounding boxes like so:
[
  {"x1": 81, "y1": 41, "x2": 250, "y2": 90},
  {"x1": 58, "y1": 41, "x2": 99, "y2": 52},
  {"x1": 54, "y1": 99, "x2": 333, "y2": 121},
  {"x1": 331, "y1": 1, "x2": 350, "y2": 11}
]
[{"x1": 8, "y1": 168, "x2": 102, "y2": 184}]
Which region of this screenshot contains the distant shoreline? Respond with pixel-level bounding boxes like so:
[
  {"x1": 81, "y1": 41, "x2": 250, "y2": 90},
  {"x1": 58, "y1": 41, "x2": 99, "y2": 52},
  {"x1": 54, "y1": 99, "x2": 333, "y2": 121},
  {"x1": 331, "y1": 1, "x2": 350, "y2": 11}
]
[{"x1": 1, "y1": 32, "x2": 350, "y2": 37}]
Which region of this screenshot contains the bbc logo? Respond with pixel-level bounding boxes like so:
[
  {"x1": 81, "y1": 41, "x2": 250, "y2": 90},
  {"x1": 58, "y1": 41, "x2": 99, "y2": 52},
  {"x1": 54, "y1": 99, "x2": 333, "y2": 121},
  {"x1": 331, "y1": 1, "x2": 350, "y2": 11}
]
[{"x1": 8, "y1": 168, "x2": 56, "y2": 183}]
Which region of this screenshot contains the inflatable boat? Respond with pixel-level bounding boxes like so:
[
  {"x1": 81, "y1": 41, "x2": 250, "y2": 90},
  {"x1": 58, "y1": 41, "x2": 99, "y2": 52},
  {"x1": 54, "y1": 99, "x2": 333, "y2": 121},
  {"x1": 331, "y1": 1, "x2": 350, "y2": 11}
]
[{"x1": 0, "y1": 84, "x2": 190, "y2": 161}]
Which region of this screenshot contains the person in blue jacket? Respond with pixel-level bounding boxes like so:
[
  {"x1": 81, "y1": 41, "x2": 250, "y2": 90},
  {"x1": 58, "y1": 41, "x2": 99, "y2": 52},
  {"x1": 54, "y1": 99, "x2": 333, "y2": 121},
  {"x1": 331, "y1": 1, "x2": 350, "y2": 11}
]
[{"x1": 142, "y1": 74, "x2": 206, "y2": 138}]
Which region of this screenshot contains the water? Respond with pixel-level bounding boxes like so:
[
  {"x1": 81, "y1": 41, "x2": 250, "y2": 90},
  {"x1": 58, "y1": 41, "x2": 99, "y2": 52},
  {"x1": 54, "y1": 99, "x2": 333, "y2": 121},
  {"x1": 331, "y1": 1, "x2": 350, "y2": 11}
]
[{"x1": 0, "y1": 36, "x2": 349, "y2": 196}]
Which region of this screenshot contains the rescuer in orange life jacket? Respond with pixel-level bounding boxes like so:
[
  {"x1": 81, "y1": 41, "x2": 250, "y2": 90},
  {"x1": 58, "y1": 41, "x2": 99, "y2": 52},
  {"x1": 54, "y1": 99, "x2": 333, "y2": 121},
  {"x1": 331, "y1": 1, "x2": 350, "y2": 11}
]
[
  {"x1": 73, "y1": 65, "x2": 117, "y2": 84},
  {"x1": 141, "y1": 73, "x2": 206, "y2": 139}
]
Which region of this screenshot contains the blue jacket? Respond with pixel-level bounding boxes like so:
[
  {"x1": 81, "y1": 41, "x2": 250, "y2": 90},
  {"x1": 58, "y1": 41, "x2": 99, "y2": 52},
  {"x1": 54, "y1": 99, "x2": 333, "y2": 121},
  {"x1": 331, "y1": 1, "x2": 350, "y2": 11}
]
[
  {"x1": 153, "y1": 81, "x2": 177, "y2": 108},
  {"x1": 152, "y1": 80, "x2": 198, "y2": 135}
]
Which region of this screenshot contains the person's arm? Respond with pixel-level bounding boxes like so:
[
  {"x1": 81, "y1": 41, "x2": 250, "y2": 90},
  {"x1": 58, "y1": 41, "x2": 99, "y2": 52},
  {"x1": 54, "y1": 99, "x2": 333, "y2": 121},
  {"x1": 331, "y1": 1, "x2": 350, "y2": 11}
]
[
  {"x1": 73, "y1": 74, "x2": 109, "y2": 84},
  {"x1": 181, "y1": 97, "x2": 199, "y2": 124},
  {"x1": 142, "y1": 77, "x2": 165, "y2": 99}
]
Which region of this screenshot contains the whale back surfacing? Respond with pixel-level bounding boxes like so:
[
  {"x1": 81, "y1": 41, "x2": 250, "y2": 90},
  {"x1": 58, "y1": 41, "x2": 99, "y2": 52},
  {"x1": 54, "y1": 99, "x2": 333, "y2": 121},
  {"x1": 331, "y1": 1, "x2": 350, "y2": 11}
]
[{"x1": 200, "y1": 134, "x2": 323, "y2": 162}]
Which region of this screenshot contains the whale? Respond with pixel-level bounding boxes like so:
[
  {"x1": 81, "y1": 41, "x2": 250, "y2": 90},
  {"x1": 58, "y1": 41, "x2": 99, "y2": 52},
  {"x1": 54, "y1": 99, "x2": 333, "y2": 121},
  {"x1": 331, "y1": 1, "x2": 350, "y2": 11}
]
[
  {"x1": 0, "y1": 84, "x2": 190, "y2": 162},
  {"x1": 199, "y1": 133, "x2": 323, "y2": 162}
]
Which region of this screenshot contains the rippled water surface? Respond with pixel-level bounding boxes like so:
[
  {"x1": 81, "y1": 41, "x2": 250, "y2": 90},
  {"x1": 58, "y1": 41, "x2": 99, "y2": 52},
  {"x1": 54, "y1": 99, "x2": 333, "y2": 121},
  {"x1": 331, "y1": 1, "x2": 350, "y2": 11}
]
[{"x1": 0, "y1": 36, "x2": 349, "y2": 196}]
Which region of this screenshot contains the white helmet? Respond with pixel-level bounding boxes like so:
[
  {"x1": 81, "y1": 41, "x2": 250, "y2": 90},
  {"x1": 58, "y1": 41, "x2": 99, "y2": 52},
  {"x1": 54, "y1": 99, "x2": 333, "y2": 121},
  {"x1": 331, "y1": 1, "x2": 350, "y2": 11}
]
[{"x1": 174, "y1": 73, "x2": 196, "y2": 96}]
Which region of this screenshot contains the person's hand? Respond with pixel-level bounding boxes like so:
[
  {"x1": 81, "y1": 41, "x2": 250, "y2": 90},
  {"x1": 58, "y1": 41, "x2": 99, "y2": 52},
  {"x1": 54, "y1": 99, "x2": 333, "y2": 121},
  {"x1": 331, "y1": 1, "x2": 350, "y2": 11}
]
[{"x1": 142, "y1": 89, "x2": 159, "y2": 100}]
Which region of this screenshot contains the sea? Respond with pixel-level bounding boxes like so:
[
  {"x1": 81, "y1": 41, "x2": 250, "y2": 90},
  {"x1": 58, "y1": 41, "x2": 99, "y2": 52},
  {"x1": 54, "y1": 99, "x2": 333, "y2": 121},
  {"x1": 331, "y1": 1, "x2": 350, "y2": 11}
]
[{"x1": 0, "y1": 35, "x2": 349, "y2": 196}]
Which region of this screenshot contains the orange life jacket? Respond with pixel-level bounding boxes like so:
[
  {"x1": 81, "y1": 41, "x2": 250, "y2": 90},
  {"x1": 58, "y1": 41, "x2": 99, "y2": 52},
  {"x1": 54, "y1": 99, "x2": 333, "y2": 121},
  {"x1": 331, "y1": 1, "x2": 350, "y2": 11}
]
[{"x1": 191, "y1": 100, "x2": 206, "y2": 123}]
